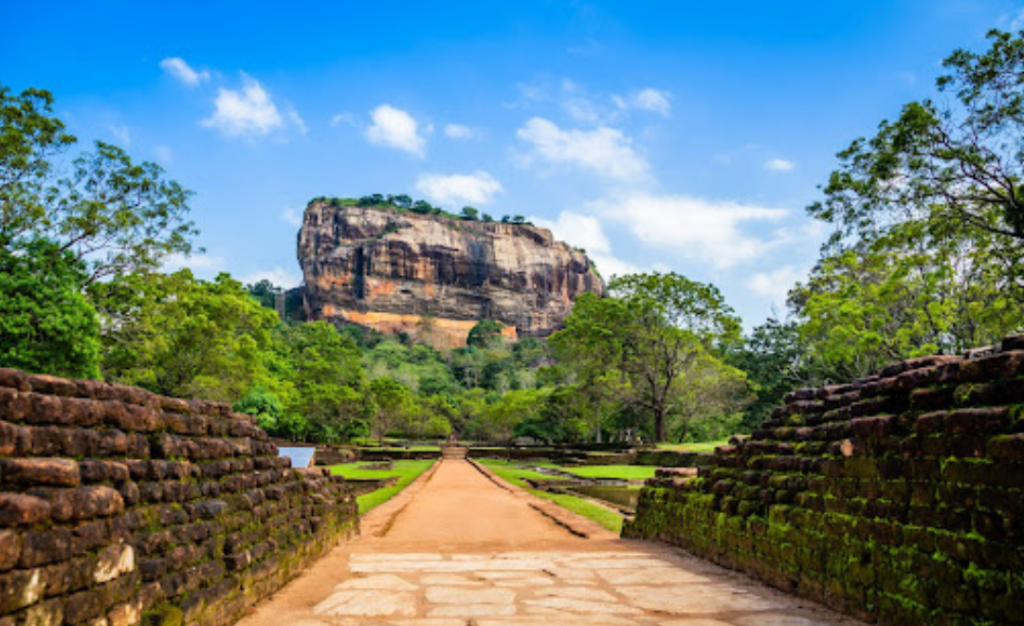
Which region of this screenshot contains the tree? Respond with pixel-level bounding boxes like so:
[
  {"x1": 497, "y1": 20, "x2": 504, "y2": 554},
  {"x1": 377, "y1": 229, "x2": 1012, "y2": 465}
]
[
  {"x1": 272, "y1": 321, "x2": 367, "y2": 442},
  {"x1": 0, "y1": 239, "x2": 100, "y2": 378},
  {"x1": 467, "y1": 319, "x2": 504, "y2": 348},
  {"x1": 809, "y1": 29, "x2": 1024, "y2": 274},
  {"x1": 481, "y1": 213, "x2": 494, "y2": 222},
  {"x1": 411, "y1": 200, "x2": 433, "y2": 214},
  {"x1": 789, "y1": 224, "x2": 1023, "y2": 382},
  {"x1": 0, "y1": 85, "x2": 197, "y2": 285},
  {"x1": 460, "y1": 206, "x2": 479, "y2": 221},
  {"x1": 91, "y1": 271, "x2": 279, "y2": 401},
  {"x1": 368, "y1": 376, "x2": 412, "y2": 445},
  {"x1": 233, "y1": 387, "x2": 285, "y2": 434},
  {"x1": 726, "y1": 317, "x2": 806, "y2": 430},
  {"x1": 393, "y1": 194, "x2": 412, "y2": 208},
  {"x1": 552, "y1": 272, "x2": 743, "y2": 442}
]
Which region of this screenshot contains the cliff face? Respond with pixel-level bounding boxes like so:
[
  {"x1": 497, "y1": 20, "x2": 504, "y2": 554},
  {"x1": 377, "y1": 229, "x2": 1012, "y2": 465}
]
[{"x1": 297, "y1": 202, "x2": 604, "y2": 348}]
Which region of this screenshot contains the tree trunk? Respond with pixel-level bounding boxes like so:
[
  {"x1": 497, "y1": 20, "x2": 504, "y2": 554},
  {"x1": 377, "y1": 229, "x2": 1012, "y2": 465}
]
[{"x1": 654, "y1": 406, "x2": 667, "y2": 442}]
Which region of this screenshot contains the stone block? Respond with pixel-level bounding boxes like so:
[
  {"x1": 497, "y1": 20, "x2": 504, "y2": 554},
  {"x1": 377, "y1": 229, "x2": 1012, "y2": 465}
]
[
  {"x1": 79, "y1": 461, "x2": 130, "y2": 484},
  {"x1": 0, "y1": 493, "x2": 51, "y2": 526},
  {"x1": 1, "y1": 458, "x2": 80, "y2": 487},
  {"x1": 19, "y1": 528, "x2": 72, "y2": 568},
  {"x1": 0, "y1": 531, "x2": 21, "y2": 572},
  {"x1": 0, "y1": 567, "x2": 45, "y2": 613}
]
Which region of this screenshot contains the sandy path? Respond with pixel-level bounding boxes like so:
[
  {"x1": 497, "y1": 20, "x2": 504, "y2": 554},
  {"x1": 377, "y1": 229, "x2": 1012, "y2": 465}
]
[{"x1": 235, "y1": 459, "x2": 867, "y2": 626}]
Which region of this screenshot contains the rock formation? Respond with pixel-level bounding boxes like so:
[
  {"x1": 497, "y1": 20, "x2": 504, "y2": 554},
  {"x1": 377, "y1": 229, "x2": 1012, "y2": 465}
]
[{"x1": 297, "y1": 201, "x2": 604, "y2": 348}]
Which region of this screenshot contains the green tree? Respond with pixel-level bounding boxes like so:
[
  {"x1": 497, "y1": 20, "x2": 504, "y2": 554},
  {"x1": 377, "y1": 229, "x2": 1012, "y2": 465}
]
[
  {"x1": 552, "y1": 272, "x2": 743, "y2": 441},
  {"x1": 233, "y1": 387, "x2": 285, "y2": 434},
  {"x1": 368, "y1": 376, "x2": 412, "y2": 445},
  {"x1": 467, "y1": 319, "x2": 504, "y2": 348},
  {"x1": 91, "y1": 271, "x2": 279, "y2": 401},
  {"x1": 0, "y1": 239, "x2": 100, "y2": 378},
  {"x1": 460, "y1": 206, "x2": 479, "y2": 220},
  {"x1": 789, "y1": 224, "x2": 1023, "y2": 382},
  {"x1": 809, "y1": 29, "x2": 1024, "y2": 273},
  {"x1": 727, "y1": 317, "x2": 807, "y2": 430}
]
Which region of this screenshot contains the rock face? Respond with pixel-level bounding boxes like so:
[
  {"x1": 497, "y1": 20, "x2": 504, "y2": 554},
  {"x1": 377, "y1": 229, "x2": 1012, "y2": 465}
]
[{"x1": 297, "y1": 202, "x2": 604, "y2": 348}]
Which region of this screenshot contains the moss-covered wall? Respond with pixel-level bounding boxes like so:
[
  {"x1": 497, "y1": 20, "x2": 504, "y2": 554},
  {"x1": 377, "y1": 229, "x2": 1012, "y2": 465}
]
[
  {"x1": 624, "y1": 335, "x2": 1024, "y2": 626},
  {"x1": 0, "y1": 368, "x2": 359, "y2": 626}
]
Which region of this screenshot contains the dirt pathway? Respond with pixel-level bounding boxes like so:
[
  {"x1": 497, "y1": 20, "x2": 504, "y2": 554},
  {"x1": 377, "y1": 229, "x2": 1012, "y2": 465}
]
[{"x1": 235, "y1": 459, "x2": 866, "y2": 625}]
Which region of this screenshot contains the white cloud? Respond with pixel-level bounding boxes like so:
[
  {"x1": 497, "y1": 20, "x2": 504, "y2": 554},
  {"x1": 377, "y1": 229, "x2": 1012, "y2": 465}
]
[
  {"x1": 516, "y1": 117, "x2": 649, "y2": 181},
  {"x1": 415, "y1": 171, "x2": 503, "y2": 207},
  {"x1": 281, "y1": 208, "x2": 303, "y2": 227},
  {"x1": 531, "y1": 211, "x2": 611, "y2": 255},
  {"x1": 444, "y1": 123, "x2": 474, "y2": 139},
  {"x1": 591, "y1": 192, "x2": 789, "y2": 268},
  {"x1": 764, "y1": 158, "x2": 795, "y2": 172},
  {"x1": 615, "y1": 88, "x2": 671, "y2": 116},
  {"x1": 747, "y1": 265, "x2": 806, "y2": 306},
  {"x1": 108, "y1": 124, "x2": 131, "y2": 147},
  {"x1": 154, "y1": 145, "x2": 173, "y2": 163},
  {"x1": 160, "y1": 57, "x2": 210, "y2": 87},
  {"x1": 531, "y1": 211, "x2": 639, "y2": 280},
  {"x1": 287, "y1": 108, "x2": 307, "y2": 136},
  {"x1": 330, "y1": 112, "x2": 355, "y2": 127},
  {"x1": 366, "y1": 104, "x2": 426, "y2": 156},
  {"x1": 202, "y1": 74, "x2": 284, "y2": 138},
  {"x1": 241, "y1": 267, "x2": 302, "y2": 289},
  {"x1": 162, "y1": 253, "x2": 226, "y2": 276}
]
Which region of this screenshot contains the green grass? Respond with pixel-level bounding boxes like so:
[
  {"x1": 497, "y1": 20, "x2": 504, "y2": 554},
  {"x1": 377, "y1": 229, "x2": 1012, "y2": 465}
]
[
  {"x1": 478, "y1": 460, "x2": 622, "y2": 532},
  {"x1": 330, "y1": 459, "x2": 435, "y2": 514},
  {"x1": 656, "y1": 439, "x2": 731, "y2": 453},
  {"x1": 553, "y1": 464, "x2": 658, "y2": 480}
]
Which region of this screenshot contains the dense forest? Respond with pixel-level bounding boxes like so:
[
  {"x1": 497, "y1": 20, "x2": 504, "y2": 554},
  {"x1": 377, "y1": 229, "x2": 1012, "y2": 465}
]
[{"x1": 2, "y1": 29, "x2": 1022, "y2": 445}]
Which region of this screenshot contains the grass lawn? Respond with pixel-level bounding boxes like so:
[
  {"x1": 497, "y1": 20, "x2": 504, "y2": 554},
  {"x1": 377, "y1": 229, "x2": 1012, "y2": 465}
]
[
  {"x1": 330, "y1": 459, "x2": 435, "y2": 514},
  {"x1": 555, "y1": 464, "x2": 658, "y2": 480},
  {"x1": 478, "y1": 459, "x2": 622, "y2": 533},
  {"x1": 656, "y1": 439, "x2": 731, "y2": 453}
]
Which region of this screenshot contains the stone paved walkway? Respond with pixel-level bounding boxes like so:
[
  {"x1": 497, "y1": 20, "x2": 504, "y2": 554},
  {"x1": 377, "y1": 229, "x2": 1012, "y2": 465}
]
[{"x1": 235, "y1": 459, "x2": 866, "y2": 626}]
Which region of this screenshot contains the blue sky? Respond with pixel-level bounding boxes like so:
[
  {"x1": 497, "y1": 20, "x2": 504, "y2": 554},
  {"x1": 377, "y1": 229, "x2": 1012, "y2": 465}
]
[{"x1": 3, "y1": 1, "x2": 1023, "y2": 328}]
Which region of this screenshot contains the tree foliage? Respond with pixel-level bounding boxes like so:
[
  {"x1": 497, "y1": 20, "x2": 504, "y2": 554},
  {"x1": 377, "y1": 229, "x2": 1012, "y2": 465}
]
[
  {"x1": 0, "y1": 84, "x2": 196, "y2": 284},
  {"x1": 0, "y1": 239, "x2": 100, "y2": 378}
]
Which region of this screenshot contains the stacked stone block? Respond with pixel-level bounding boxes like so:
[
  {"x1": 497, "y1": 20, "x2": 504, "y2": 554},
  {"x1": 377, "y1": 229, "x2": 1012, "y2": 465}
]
[
  {"x1": 0, "y1": 368, "x2": 358, "y2": 626},
  {"x1": 624, "y1": 335, "x2": 1024, "y2": 626}
]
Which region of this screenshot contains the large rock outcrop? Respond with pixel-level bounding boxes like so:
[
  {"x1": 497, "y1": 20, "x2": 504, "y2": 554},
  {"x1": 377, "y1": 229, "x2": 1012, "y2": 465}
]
[{"x1": 297, "y1": 201, "x2": 604, "y2": 348}]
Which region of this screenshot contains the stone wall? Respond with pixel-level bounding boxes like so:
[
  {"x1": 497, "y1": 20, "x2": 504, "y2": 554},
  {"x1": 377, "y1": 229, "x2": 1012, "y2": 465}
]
[
  {"x1": 0, "y1": 368, "x2": 358, "y2": 626},
  {"x1": 624, "y1": 336, "x2": 1024, "y2": 626}
]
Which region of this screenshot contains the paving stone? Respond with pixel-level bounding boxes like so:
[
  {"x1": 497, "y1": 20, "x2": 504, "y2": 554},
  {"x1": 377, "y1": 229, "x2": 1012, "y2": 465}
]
[
  {"x1": 350, "y1": 553, "x2": 442, "y2": 561},
  {"x1": 478, "y1": 573, "x2": 555, "y2": 587},
  {"x1": 425, "y1": 585, "x2": 515, "y2": 604},
  {"x1": 336, "y1": 574, "x2": 417, "y2": 591},
  {"x1": 565, "y1": 557, "x2": 669, "y2": 569},
  {"x1": 617, "y1": 585, "x2": 782, "y2": 614},
  {"x1": 530, "y1": 586, "x2": 618, "y2": 602},
  {"x1": 420, "y1": 573, "x2": 485, "y2": 586},
  {"x1": 523, "y1": 595, "x2": 641, "y2": 615},
  {"x1": 733, "y1": 615, "x2": 833, "y2": 626},
  {"x1": 596, "y1": 566, "x2": 712, "y2": 585},
  {"x1": 313, "y1": 590, "x2": 416, "y2": 617},
  {"x1": 427, "y1": 604, "x2": 516, "y2": 618},
  {"x1": 659, "y1": 620, "x2": 736, "y2": 626}
]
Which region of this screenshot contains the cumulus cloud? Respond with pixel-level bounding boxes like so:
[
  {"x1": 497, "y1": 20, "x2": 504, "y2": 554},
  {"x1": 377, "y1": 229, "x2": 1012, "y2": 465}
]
[
  {"x1": 202, "y1": 74, "x2": 284, "y2": 138},
  {"x1": 614, "y1": 88, "x2": 671, "y2": 116},
  {"x1": 366, "y1": 105, "x2": 426, "y2": 156},
  {"x1": 591, "y1": 192, "x2": 789, "y2": 268},
  {"x1": 415, "y1": 171, "x2": 503, "y2": 207},
  {"x1": 241, "y1": 267, "x2": 303, "y2": 289},
  {"x1": 162, "y1": 253, "x2": 226, "y2": 277},
  {"x1": 444, "y1": 123, "x2": 474, "y2": 139},
  {"x1": 531, "y1": 211, "x2": 639, "y2": 280},
  {"x1": 281, "y1": 208, "x2": 303, "y2": 227},
  {"x1": 516, "y1": 117, "x2": 649, "y2": 181},
  {"x1": 160, "y1": 57, "x2": 210, "y2": 86},
  {"x1": 108, "y1": 124, "x2": 131, "y2": 147},
  {"x1": 747, "y1": 265, "x2": 806, "y2": 306},
  {"x1": 154, "y1": 145, "x2": 173, "y2": 163},
  {"x1": 764, "y1": 158, "x2": 795, "y2": 172}
]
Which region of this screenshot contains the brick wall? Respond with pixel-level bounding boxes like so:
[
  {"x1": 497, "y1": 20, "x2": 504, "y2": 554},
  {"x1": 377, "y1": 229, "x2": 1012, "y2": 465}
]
[
  {"x1": 624, "y1": 335, "x2": 1024, "y2": 626},
  {"x1": 0, "y1": 368, "x2": 358, "y2": 626}
]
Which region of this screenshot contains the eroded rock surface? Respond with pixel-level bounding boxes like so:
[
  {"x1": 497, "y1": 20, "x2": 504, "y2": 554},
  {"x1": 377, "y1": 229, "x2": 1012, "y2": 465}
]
[{"x1": 297, "y1": 202, "x2": 604, "y2": 348}]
